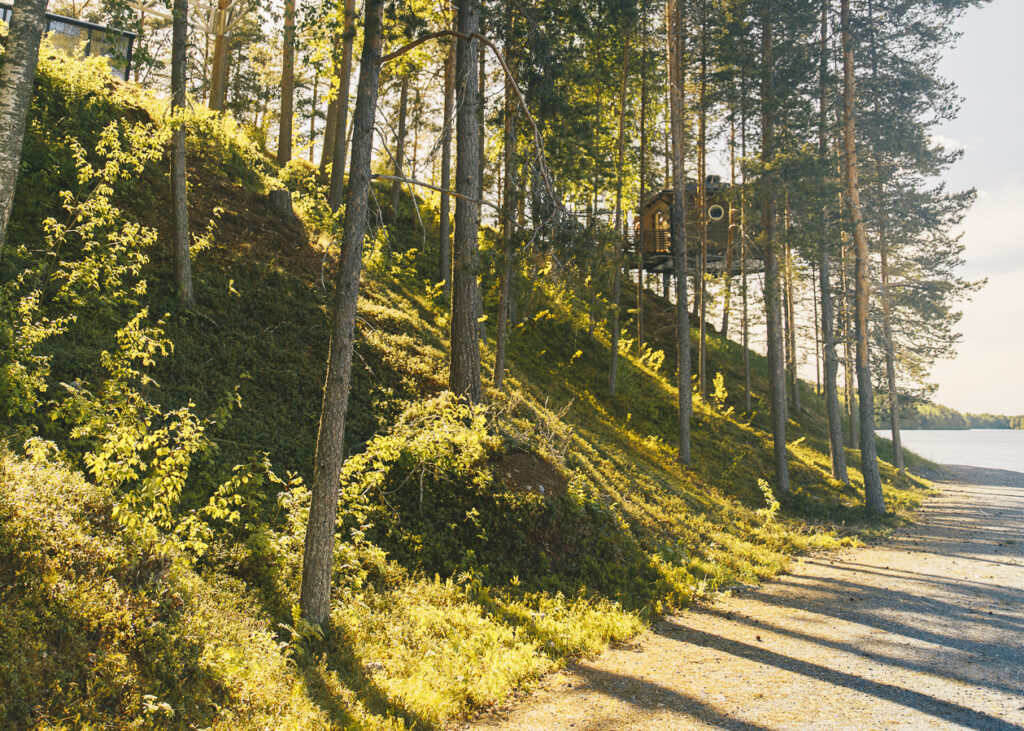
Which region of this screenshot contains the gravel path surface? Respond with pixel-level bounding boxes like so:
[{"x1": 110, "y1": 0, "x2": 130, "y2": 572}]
[{"x1": 468, "y1": 466, "x2": 1024, "y2": 730}]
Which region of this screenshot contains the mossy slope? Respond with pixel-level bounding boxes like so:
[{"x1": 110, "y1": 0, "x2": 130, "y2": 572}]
[{"x1": 1, "y1": 51, "x2": 931, "y2": 729}]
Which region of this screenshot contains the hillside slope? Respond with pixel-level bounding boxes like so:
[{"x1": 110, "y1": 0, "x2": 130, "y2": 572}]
[{"x1": 1, "y1": 52, "x2": 930, "y2": 729}]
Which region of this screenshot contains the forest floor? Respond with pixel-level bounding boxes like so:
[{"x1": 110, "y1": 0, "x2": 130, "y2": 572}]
[{"x1": 465, "y1": 465, "x2": 1024, "y2": 730}]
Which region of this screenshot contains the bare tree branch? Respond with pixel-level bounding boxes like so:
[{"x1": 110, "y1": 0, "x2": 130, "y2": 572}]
[{"x1": 371, "y1": 173, "x2": 499, "y2": 212}]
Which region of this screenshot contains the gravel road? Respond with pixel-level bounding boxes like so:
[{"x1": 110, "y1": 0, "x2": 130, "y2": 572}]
[{"x1": 468, "y1": 465, "x2": 1024, "y2": 730}]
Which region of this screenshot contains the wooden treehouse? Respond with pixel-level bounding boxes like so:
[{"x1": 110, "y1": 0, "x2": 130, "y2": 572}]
[
  {"x1": 626, "y1": 175, "x2": 763, "y2": 276},
  {"x1": 0, "y1": 2, "x2": 136, "y2": 80}
]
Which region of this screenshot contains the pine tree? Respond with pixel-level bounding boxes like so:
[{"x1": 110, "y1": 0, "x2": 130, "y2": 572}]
[
  {"x1": 760, "y1": 0, "x2": 790, "y2": 494},
  {"x1": 667, "y1": 0, "x2": 692, "y2": 465},
  {"x1": 817, "y1": 0, "x2": 849, "y2": 484},
  {"x1": 171, "y1": 0, "x2": 194, "y2": 307},
  {"x1": 300, "y1": 0, "x2": 385, "y2": 627},
  {"x1": 328, "y1": 0, "x2": 357, "y2": 211},
  {"x1": 278, "y1": 0, "x2": 297, "y2": 165},
  {"x1": 449, "y1": 0, "x2": 483, "y2": 403},
  {"x1": 840, "y1": 0, "x2": 885, "y2": 515}
]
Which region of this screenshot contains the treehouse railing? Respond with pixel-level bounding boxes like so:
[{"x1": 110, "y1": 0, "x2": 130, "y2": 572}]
[{"x1": 626, "y1": 229, "x2": 672, "y2": 255}]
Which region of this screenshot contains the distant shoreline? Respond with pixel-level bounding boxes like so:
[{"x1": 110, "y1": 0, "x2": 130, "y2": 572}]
[
  {"x1": 876, "y1": 403, "x2": 1024, "y2": 431},
  {"x1": 877, "y1": 426, "x2": 1024, "y2": 432}
]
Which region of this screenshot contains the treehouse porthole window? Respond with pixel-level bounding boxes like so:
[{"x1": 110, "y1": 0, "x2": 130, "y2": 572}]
[{"x1": 708, "y1": 204, "x2": 726, "y2": 221}]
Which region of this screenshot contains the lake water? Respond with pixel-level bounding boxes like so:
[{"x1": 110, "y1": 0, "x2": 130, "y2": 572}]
[{"x1": 878, "y1": 429, "x2": 1024, "y2": 474}]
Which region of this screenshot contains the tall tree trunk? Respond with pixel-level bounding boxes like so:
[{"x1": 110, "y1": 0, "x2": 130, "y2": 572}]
[
  {"x1": 475, "y1": 23, "x2": 487, "y2": 343},
  {"x1": 439, "y1": 32, "x2": 455, "y2": 298},
  {"x1": 494, "y1": 7, "x2": 517, "y2": 390},
  {"x1": 410, "y1": 86, "x2": 421, "y2": 181},
  {"x1": 171, "y1": 0, "x2": 194, "y2": 307},
  {"x1": 609, "y1": 34, "x2": 631, "y2": 396},
  {"x1": 663, "y1": 86, "x2": 671, "y2": 190},
  {"x1": 328, "y1": 0, "x2": 357, "y2": 212},
  {"x1": 841, "y1": 239, "x2": 859, "y2": 450},
  {"x1": 208, "y1": 0, "x2": 232, "y2": 110},
  {"x1": 813, "y1": 265, "x2": 820, "y2": 395},
  {"x1": 449, "y1": 0, "x2": 483, "y2": 403},
  {"x1": 761, "y1": 0, "x2": 789, "y2": 493},
  {"x1": 667, "y1": 0, "x2": 692, "y2": 465},
  {"x1": 477, "y1": 44, "x2": 486, "y2": 203},
  {"x1": 740, "y1": 77, "x2": 752, "y2": 414},
  {"x1": 840, "y1": 0, "x2": 885, "y2": 514},
  {"x1": 784, "y1": 232, "x2": 801, "y2": 412},
  {"x1": 880, "y1": 223, "x2": 904, "y2": 471},
  {"x1": 0, "y1": 0, "x2": 46, "y2": 255},
  {"x1": 389, "y1": 75, "x2": 410, "y2": 222},
  {"x1": 636, "y1": 24, "x2": 648, "y2": 353},
  {"x1": 320, "y1": 96, "x2": 339, "y2": 174},
  {"x1": 819, "y1": 0, "x2": 849, "y2": 484},
  {"x1": 309, "y1": 71, "x2": 319, "y2": 162},
  {"x1": 299, "y1": 0, "x2": 385, "y2": 627},
  {"x1": 721, "y1": 117, "x2": 736, "y2": 338},
  {"x1": 866, "y1": 0, "x2": 903, "y2": 474},
  {"x1": 820, "y1": 244, "x2": 849, "y2": 483},
  {"x1": 696, "y1": 0, "x2": 708, "y2": 398},
  {"x1": 277, "y1": 0, "x2": 296, "y2": 166}
]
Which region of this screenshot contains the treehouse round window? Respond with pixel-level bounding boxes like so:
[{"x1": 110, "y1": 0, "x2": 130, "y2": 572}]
[{"x1": 708, "y1": 204, "x2": 726, "y2": 221}]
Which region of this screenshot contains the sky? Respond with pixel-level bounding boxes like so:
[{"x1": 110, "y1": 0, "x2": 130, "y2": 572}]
[{"x1": 929, "y1": 0, "x2": 1024, "y2": 415}]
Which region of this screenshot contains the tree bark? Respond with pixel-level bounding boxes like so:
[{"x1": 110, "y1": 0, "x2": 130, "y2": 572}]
[
  {"x1": 439, "y1": 31, "x2": 456, "y2": 299},
  {"x1": 762, "y1": 0, "x2": 789, "y2": 493},
  {"x1": 477, "y1": 43, "x2": 486, "y2": 205},
  {"x1": 740, "y1": 77, "x2": 752, "y2": 414},
  {"x1": 696, "y1": 0, "x2": 708, "y2": 398},
  {"x1": 636, "y1": 23, "x2": 647, "y2": 353},
  {"x1": 449, "y1": 0, "x2": 483, "y2": 403},
  {"x1": 784, "y1": 233, "x2": 801, "y2": 412},
  {"x1": 328, "y1": 0, "x2": 357, "y2": 212},
  {"x1": 171, "y1": 0, "x2": 194, "y2": 307},
  {"x1": 866, "y1": 0, "x2": 903, "y2": 474},
  {"x1": 840, "y1": 0, "x2": 886, "y2": 515},
  {"x1": 0, "y1": 0, "x2": 46, "y2": 256},
  {"x1": 494, "y1": 9, "x2": 516, "y2": 390},
  {"x1": 819, "y1": 0, "x2": 849, "y2": 484},
  {"x1": 821, "y1": 247, "x2": 851, "y2": 483},
  {"x1": 277, "y1": 0, "x2": 296, "y2": 166},
  {"x1": 299, "y1": 0, "x2": 385, "y2": 626},
  {"x1": 667, "y1": 0, "x2": 692, "y2": 465},
  {"x1": 840, "y1": 238, "x2": 859, "y2": 450},
  {"x1": 320, "y1": 97, "x2": 338, "y2": 174},
  {"x1": 309, "y1": 71, "x2": 319, "y2": 163},
  {"x1": 880, "y1": 224, "x2": 904, "y2": 471},
  {"x1": 389, "y1": 74, "x2": 410, "y2": 223},
  {"x1": 208, "y1": 0, "x2": 232, "y2": 110},
  {"x1": 609, "y1": 33, "x2": 631, "y2": 397},
  {"x1": 721, "y1": 117, "x2": 735, "y2": 338},
  {"x1": 813, "y1": 265, "x2": 821, "y2": 395}
]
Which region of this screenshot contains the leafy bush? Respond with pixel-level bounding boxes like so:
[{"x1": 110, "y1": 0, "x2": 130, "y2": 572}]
[
  {"x1": 276, "y1": 158, "x2": 335, "y2": 233},
  {"x1": 182, "y1": 104, "x2": 271, "y2": 191}
]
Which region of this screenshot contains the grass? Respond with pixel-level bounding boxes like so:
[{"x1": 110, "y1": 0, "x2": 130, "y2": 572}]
[{"x1": 0, "y1": 51, "x2": 935, "y2": 729}]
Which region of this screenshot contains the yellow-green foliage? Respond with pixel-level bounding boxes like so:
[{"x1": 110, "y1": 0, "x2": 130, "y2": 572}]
[
  {"x1": 1, "y1": 51, "x2": 934, "y2": 730},
  {"x1": 0, "y1": 450, "x2": 332, "y2": 730}
]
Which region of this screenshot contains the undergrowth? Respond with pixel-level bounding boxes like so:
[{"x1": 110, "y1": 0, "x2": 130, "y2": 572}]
[{"x1": 0, "y1": 52, "x2": 932, "y2": 729}]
